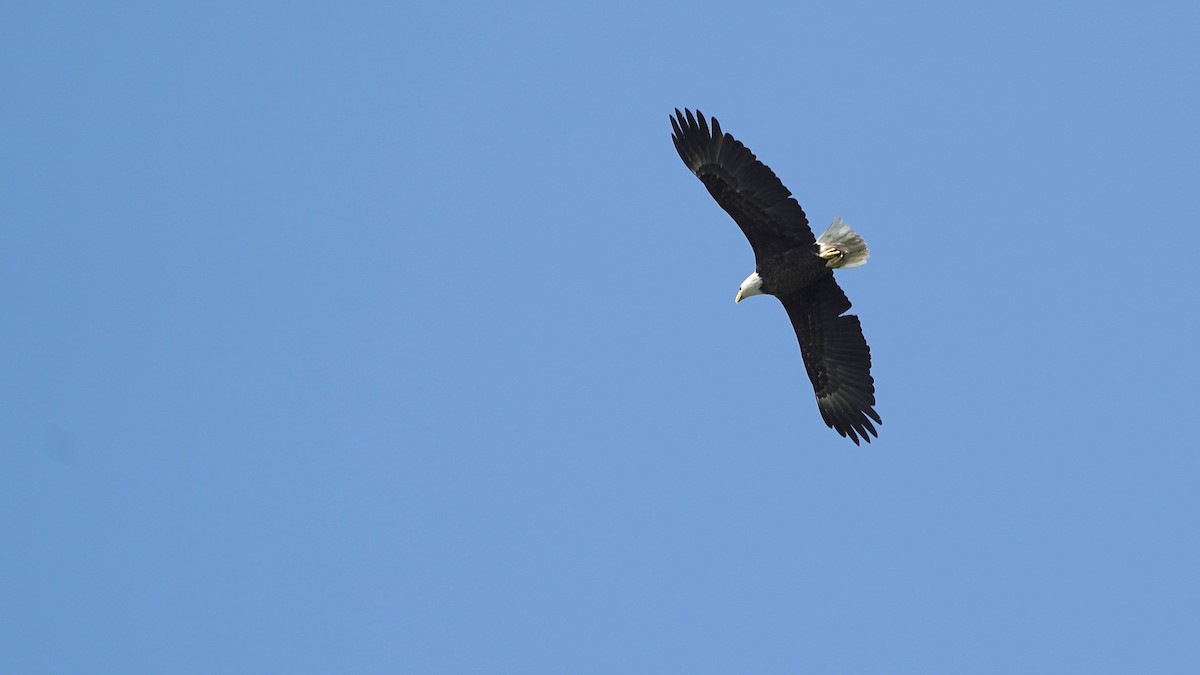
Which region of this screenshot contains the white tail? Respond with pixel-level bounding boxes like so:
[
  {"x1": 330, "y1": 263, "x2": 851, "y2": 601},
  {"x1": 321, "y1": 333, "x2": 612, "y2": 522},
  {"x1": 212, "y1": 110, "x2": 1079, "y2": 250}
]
[{"x1": 816, "y1": 217, "x2": 870, "y2": 268}]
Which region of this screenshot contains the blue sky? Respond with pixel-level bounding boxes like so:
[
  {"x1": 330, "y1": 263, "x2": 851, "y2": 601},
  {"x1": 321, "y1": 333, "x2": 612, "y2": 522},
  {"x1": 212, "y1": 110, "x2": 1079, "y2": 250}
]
[{"x1": 3, "y1": 1, "x2": 1199, "y2": 672}]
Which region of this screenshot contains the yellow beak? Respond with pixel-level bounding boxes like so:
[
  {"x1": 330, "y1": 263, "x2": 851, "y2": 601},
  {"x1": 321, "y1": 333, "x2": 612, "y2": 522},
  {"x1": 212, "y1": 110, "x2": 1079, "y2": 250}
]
[{"x1": 734, "y1": 290, "x2": 745, "y2": 303}]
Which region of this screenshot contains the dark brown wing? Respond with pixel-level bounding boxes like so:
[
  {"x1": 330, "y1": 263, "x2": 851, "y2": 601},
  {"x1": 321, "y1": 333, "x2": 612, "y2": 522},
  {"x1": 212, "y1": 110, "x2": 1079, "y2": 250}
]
[
  {"x1": 779, "y1": 275, "x2": 881, "y2": 444},
  {"x1": 670, "y1": 108, "x2": 815, "y2": 261}
]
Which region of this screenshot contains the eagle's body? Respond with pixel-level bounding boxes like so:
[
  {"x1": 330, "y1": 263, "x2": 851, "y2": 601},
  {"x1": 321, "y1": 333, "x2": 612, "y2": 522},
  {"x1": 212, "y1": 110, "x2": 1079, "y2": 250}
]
[
  {"x1": 670, "y1": 109, "x2": 881, "y2": 444},
  {"x1": 754, "y1": 246, "x2": 831, "y2": 295}
]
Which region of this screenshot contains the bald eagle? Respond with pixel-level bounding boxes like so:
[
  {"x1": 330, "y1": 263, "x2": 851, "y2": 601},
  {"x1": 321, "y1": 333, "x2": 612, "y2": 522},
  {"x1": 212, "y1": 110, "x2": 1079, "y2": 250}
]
[{"x1": 670, "y1": 109, "x2": 881, "y2": 444}]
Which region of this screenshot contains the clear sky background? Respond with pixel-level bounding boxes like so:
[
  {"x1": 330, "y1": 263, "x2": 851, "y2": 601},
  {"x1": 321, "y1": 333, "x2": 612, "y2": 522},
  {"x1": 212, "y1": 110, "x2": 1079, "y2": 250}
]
[{"x1": 3, "y1": 1, "x2": 1199, "y2": 673}]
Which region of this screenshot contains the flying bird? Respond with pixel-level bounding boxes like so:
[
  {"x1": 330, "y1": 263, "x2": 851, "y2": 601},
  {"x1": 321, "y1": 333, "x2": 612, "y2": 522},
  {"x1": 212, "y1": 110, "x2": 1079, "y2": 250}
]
[{"x1": 670, "y1": 109, "x2": 881, "y2": 444}]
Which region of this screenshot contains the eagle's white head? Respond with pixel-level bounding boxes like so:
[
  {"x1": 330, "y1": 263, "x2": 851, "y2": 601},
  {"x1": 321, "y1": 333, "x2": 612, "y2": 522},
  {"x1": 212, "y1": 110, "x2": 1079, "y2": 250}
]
[{"x1": 734, "y1": 271, "x2": 763, "y2": 303}]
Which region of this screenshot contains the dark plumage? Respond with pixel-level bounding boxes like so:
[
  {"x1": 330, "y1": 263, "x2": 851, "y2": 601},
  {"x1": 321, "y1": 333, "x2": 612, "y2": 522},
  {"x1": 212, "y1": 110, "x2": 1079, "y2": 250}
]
[{"x1": 670, "y1": 108, "x2": 881, "y2": 444}]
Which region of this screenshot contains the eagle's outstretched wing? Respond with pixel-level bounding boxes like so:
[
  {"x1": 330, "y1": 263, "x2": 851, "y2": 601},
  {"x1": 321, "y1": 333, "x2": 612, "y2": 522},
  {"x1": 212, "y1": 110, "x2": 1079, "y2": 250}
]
[
  {"x1": 670, "y1": 108, "x2": 815, "y2": 261},
  {"x1": 779, "y1": 275, "x2": 881, "y2": 444}
]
